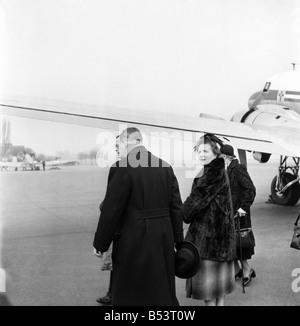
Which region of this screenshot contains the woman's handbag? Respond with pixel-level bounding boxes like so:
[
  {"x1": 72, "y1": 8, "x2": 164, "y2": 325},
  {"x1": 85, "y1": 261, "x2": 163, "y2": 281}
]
[
  {"x1": 290, "y1": 213, "x2": 300, "y2": 250},
  {"x1": 235, "y1": 214, "x2": 255, "y2": 249},
  {"x1": 235, "y1": 214, "x2": 255, "y2": 294},
  {"x1": 236, "y1": 227, "x2": 256, "y2": 249}
]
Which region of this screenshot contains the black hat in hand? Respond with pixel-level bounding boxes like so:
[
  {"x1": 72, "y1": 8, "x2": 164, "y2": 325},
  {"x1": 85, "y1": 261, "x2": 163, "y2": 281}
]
[{"x1": 175, "y1": 241, "x2": 200, "y2": 279}]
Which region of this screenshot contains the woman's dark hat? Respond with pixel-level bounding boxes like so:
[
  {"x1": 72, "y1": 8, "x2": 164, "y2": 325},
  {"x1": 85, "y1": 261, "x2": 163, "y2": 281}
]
[
  {"x1": 194, "y1": 133, "x2": 224, "y2": 152},
  {"x1": 220, "y1": 144, "x2": 236, "y2": 157},
  {"x1": 175, "y1": 241, "x2": 200, "y2": 279}
]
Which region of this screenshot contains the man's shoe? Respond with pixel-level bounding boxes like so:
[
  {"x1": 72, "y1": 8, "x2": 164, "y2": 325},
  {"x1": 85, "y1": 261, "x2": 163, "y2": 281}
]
[{"x1": 96, "y1": 292, "x2": 112, "y2": 305}]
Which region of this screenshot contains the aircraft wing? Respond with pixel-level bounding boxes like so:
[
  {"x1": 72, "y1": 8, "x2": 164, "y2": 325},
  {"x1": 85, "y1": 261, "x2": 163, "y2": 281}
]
[
  {"x1": 0, "y1": 96, "x2": 299, "y2": 158},
  {"x1": 45, "y1": 160, "x2": 78, "y2": 166},
  {"x1": 189, "y1": 117, "x2": 300, "y2": 158}
]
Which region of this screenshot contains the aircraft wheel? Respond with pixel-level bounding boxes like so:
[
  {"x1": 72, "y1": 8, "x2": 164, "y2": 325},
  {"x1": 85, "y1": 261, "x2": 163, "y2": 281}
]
[{"x1": 270, "y1": 172, "x2": 300, "y2": 206}]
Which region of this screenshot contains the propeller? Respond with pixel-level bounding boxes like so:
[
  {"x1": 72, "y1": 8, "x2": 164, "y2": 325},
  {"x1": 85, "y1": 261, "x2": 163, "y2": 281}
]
[
  {"x1": 248, "y1": 90, "x2": 264, "y2": 110},
  {"x1": 199, "y1": 113, "x2": 226, "y2": 120}
]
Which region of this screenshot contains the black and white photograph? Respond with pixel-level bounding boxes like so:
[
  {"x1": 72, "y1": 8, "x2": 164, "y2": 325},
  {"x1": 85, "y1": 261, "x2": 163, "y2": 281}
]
[{"x1": 0, "y1": 0, "x2": 300, "y2": 309}]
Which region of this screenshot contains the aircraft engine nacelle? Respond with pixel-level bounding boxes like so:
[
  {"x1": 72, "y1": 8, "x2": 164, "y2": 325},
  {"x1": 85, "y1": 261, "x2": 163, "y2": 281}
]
[
  {"x1": 231, "y1": 107, "x2": 300, "y2": 163},
  {"x1": 252, "y1": 151, "x2": 272, "y2": 163},
  {"x1": 231, "y1": 108, "x2": 300, "y2": 128}
]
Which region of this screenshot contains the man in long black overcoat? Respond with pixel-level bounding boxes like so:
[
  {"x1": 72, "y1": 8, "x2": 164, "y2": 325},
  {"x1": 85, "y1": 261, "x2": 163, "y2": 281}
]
[{"x1": 93, "y1": 127, "x2": 184, "y2": 306}]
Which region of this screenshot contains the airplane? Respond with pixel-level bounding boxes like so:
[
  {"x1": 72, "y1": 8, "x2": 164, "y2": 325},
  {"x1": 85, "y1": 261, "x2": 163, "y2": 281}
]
[
  {"x1": 200, "y1": 66, "x2": 300, "y2": 206},
  {"x1": 235, "y1": 68, "x2": 300, "y2": 205},
  {"x1": 0, "y1": 154, "x2": 78, "y2": 171},
  {"x1": 0, "y1": 153, "x2": 42, "y2": 171},
  {"x1": 0, "y1": 66, "x2": 299, "y2": 205}
]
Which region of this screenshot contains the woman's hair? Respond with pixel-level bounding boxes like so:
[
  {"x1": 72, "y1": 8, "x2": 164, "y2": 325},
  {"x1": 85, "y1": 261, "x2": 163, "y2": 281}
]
[{"x1": 194, "y1": 133, "x2": 223, "y2": 156}]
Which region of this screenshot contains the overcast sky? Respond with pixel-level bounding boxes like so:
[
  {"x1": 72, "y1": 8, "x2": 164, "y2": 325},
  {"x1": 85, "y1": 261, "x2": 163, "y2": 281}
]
[{"x1": 0, "y1": 0, "x2": 300, "y2": 155}]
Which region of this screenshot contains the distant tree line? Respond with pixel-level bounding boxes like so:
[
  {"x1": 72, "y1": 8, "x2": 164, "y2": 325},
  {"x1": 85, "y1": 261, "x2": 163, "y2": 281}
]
[
  {"x1": 0, "y1": 119, "x2": 11, "y2": 159},
  {"x1": 1, "y1": 118, "x2": 101, "y2": 165},
  {"x1": 77, "y1": 148, "x2": 98, "y2": 165},
  {"x1": 28, "y1": 148, "x2": 99, "y2": 165}
]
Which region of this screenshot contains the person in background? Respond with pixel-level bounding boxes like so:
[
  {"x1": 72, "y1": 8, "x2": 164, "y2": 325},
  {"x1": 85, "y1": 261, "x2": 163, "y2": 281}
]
[
  {"x1": 183, "y1": 134, "x2": 236, "y2": 306},
  {"x1": 93, "y1": 127, "x2": 183, "y2": 306},
  {"x1": 220, "y1": 144, "x2": 257, "y2": 286},
  {"x1": 96, "y1": 135, "x2": 121, "y2": 305}
]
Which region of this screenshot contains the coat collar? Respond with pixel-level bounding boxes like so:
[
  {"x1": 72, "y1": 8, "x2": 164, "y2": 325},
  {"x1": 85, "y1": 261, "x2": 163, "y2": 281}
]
[
  {"x1": 205, "y1": 157, "x2": 225, "y2": 171},
  {"x1": 192, "y1": 157, "x2": 226, "y2": 192},
  {"x1": 227, "y1": 158, "x2": 239, "y2": 173},
  {"x1": 195, "y1": 157, "x2": 224, "y2": 179},
  {"x1": 194, "y1": 157, "x2": 224, "y2": 180}
]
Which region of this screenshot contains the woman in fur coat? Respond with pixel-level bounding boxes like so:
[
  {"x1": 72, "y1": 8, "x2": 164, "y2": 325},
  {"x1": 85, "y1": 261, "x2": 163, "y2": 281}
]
[
  {"x1": 220, "y1": 144, "x2": 256, "y2": 287},
  {"x1": 183, "y1": 135, "x2": 236, "y2": 306}
]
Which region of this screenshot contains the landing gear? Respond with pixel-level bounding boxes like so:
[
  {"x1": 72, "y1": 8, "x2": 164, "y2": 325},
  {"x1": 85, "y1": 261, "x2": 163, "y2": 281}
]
[{"x1": 270, "y1": 156, "x2": 300, "y2": 206}]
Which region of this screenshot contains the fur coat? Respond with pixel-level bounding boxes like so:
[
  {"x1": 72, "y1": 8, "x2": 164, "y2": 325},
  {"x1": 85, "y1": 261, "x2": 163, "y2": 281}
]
[{"x1": 183, "y1": 157, "x2": 236, "y2": 262}]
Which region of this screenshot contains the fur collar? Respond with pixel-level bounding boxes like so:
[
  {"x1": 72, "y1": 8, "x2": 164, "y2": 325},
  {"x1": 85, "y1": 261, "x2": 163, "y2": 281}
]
[
  {"x1": 205, "y1": 157, "x2": 225, "y2": 171},
  {"x1": 193, "y1": 157, "x2": 225, "y2": 191},
  {"x1": 203, "y1": 157, "x2": 225, "y2": 182}
]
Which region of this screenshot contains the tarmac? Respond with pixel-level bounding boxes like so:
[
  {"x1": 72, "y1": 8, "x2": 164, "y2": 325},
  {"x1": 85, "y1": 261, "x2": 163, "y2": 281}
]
[{"x1": 0, "y1": 162, "x2": 299, "y2": 306}]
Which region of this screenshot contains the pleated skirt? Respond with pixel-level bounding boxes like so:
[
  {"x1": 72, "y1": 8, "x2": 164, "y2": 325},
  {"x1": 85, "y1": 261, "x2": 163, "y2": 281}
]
[{"x1": 186, "y1": 259, "x2": 236, "y2": 300}]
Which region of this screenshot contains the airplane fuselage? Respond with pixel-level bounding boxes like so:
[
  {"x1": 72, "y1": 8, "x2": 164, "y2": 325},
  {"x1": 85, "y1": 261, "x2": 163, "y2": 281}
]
[
  {"x1": 248, "y1": 70, "x2": 300, "y2": 115},
  {"x1": 233, "y1": 70, "x2": 300, "y2": 128}
]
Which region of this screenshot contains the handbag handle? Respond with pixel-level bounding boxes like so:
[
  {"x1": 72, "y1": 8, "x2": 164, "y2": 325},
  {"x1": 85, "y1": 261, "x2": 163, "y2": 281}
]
[{"x1": 294, "y1": 212, "x2": 300, "y2": 227}]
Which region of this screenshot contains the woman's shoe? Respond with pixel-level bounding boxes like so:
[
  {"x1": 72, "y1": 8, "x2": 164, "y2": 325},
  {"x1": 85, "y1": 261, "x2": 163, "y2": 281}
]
[
  {"x1": 243, "y1": 269, "x2": 256, "y2": 286},
  {"x1": 235, "y1": 269, "x2": 243, "y2": 279}
]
